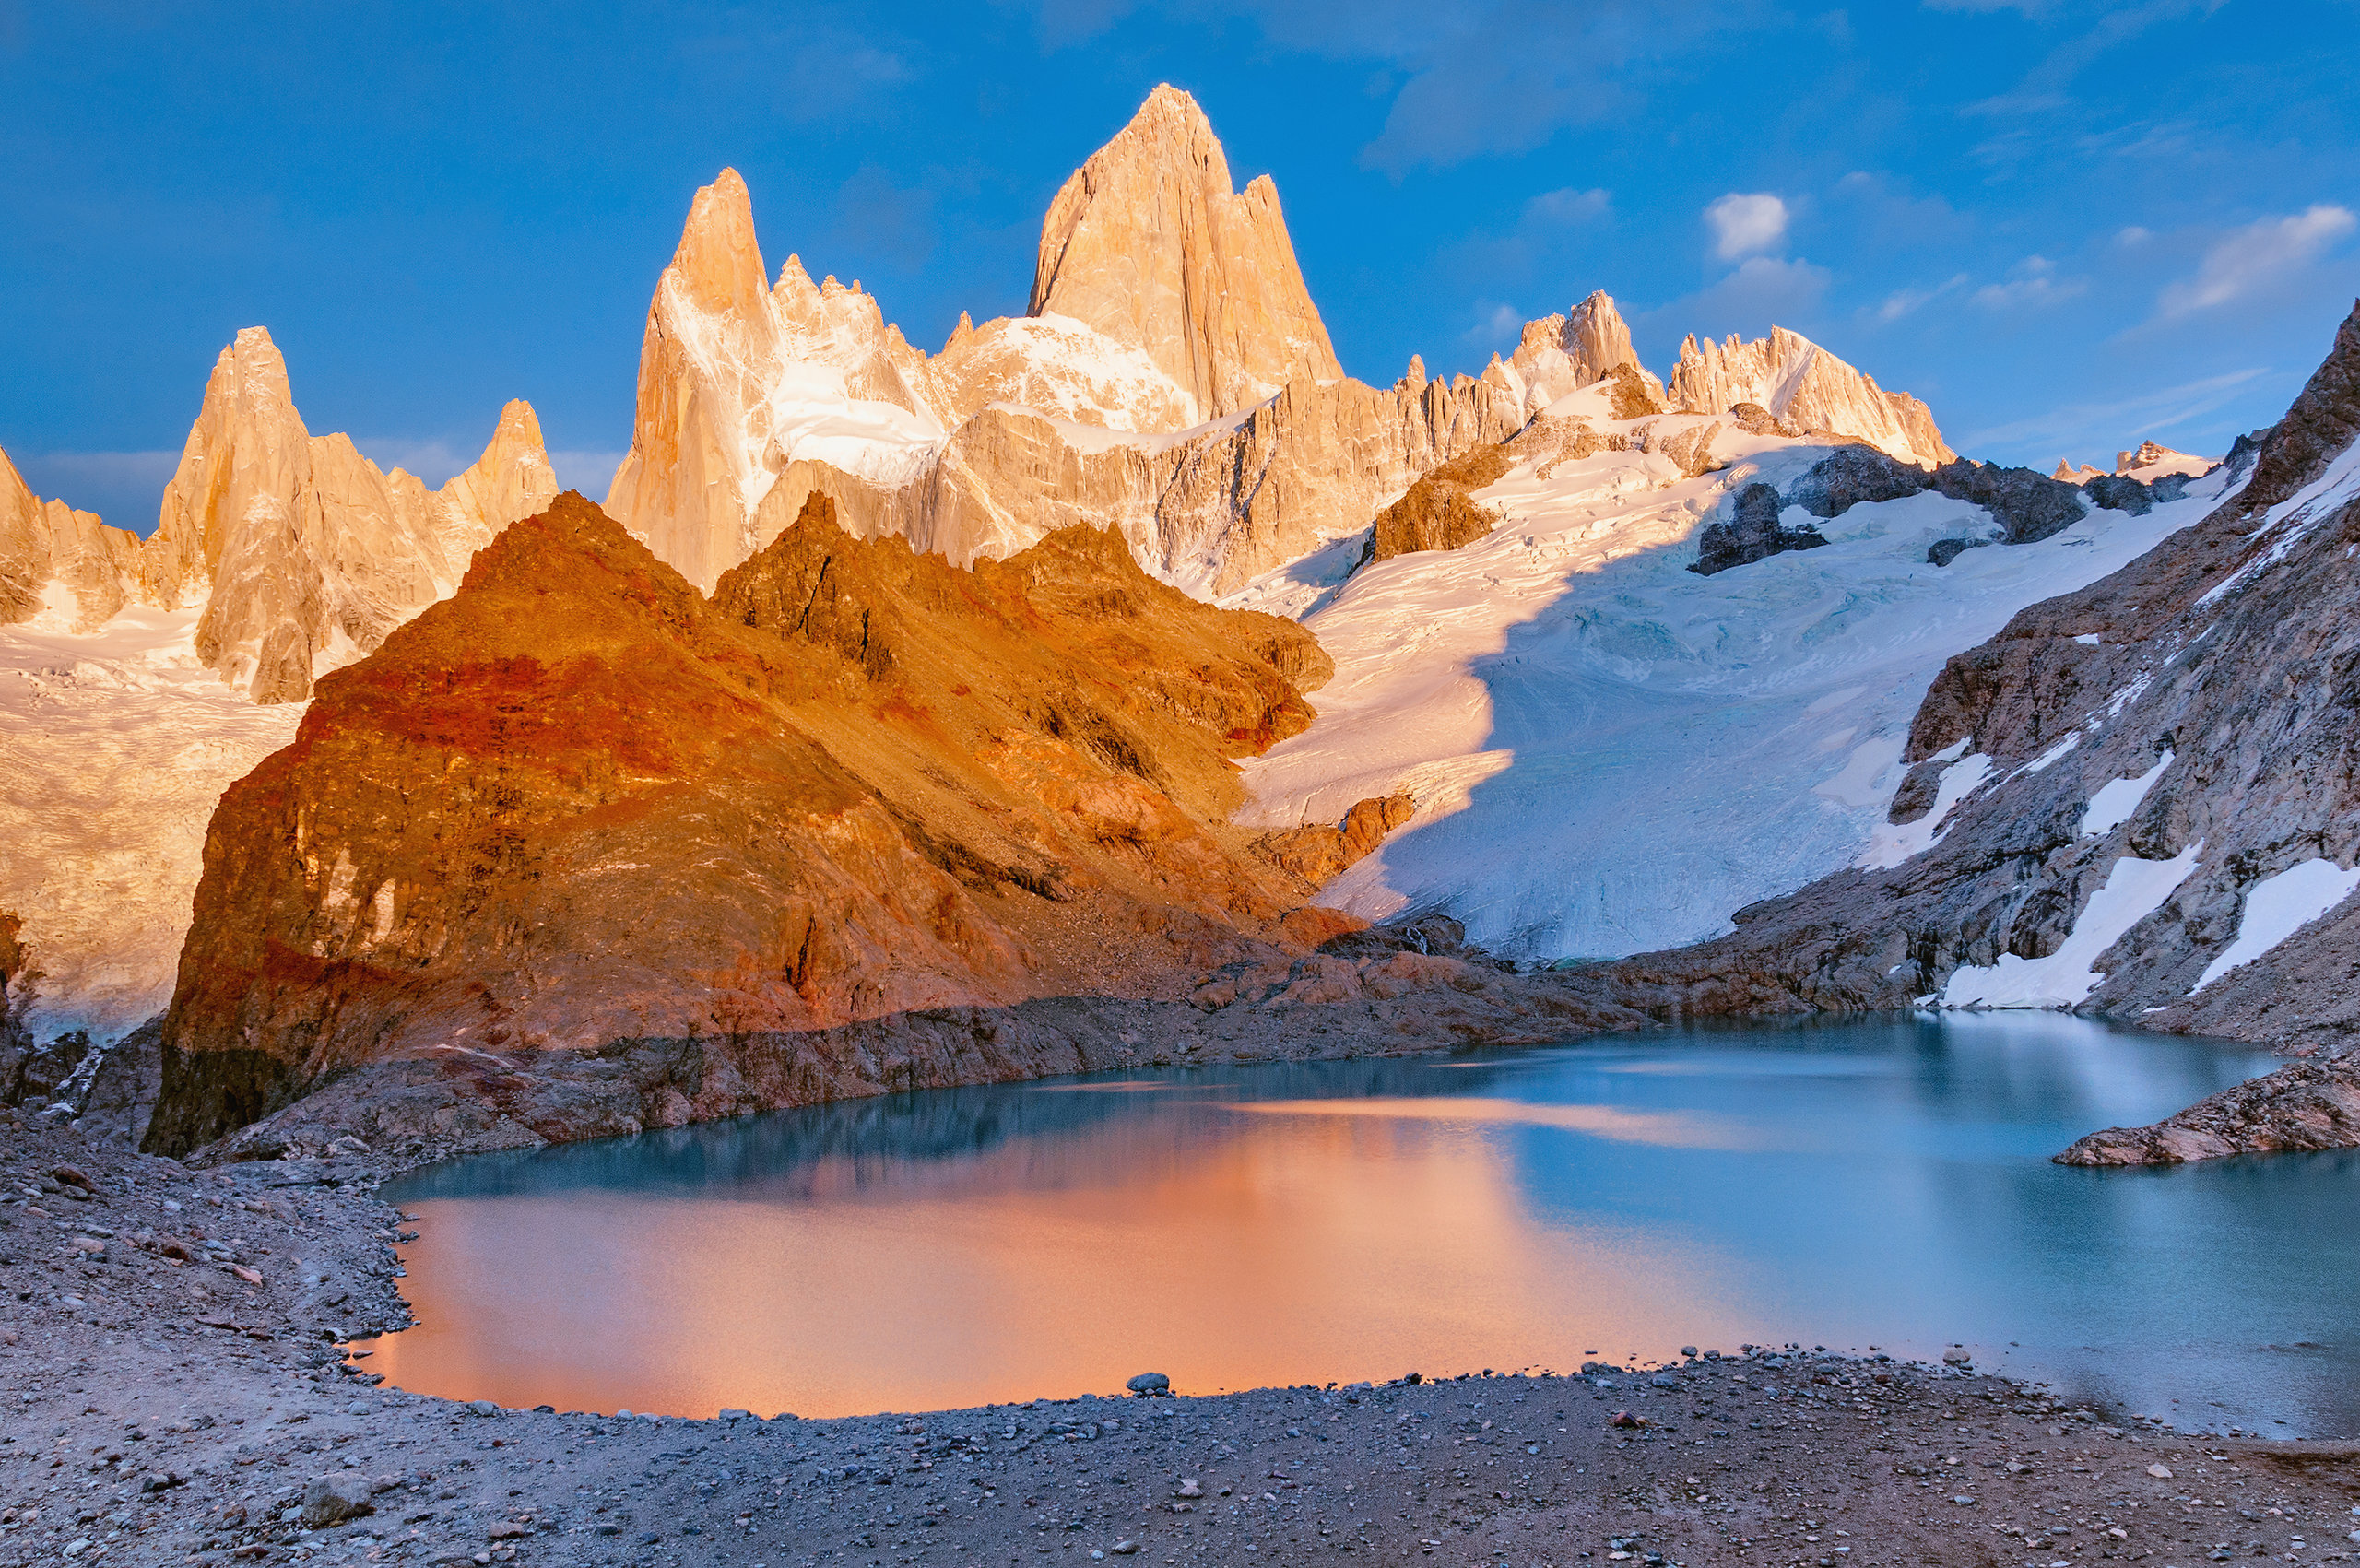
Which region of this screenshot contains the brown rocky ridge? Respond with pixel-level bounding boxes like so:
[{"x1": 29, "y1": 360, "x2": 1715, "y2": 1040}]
[
  {"x1": 1359, "y1": 445, "x2": 1516, "y2": 566},
  {"x1": 146, "y1": 493, "x2": 1638, "y2": 1161},
  {"x1": 1598, "y1": 301, "x2": 2360, "y2": 1164}
]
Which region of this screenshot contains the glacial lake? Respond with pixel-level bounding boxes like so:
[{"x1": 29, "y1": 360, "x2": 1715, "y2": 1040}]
[{"x1": 359, "y1": 1015, "x2": 2360, "y2": 1435}]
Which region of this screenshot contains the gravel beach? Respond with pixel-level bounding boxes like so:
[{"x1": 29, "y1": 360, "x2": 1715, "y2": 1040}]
[{"x1": 5, "y1": 1110, "x2": 2354, "y2": 1568}]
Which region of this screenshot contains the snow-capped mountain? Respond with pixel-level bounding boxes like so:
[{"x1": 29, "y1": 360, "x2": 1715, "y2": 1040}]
[
  {"x1": 1227, "y1": 382, "x2": 2215, "y2": 961},
  {"x1": 597, "y1": 87, "x2": 1963, "y2": 602}
]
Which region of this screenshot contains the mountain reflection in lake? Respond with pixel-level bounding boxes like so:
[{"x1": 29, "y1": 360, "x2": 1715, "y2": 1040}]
[{"x1": 360, "y1": 1014, "x2": 2360, "y2": 1432}]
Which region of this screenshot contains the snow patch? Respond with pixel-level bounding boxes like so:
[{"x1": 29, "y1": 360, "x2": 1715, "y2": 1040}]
[
  {"x1": 2080, "y1": 750, "x2": 2172, "y2": 838},
  {"x1": 2190, "y1": 857, "x2": 2360, "y2": 992},
  {"x1": 1858, "y1": 753, "x2": 1992, "y2": 870},
  {"x1": 0, "y1": 608, "x2": 306, "y2": 1044},
  {"x1": 1942, "y1": 841, "x2": 2203, "y2": 1009}
]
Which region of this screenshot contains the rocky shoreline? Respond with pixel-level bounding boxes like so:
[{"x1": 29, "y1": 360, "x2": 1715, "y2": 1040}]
[{"x1": 8, "y1": 1085, "x2": 2360, "y2": 1568}]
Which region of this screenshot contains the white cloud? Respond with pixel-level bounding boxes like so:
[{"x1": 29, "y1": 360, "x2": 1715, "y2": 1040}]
[
  {"x1": 1873, "y1": 273, "x2": 1971, "y2": 324},
  {"x1": 355, "y1": 437, "x2": 472, "y2": 487},
  {"x1": 8, "y1": 451, "x2": 181, "y2": 533},
  {"x1": 1523, "y1": 186, "x2": 1612, "y2": 227},
  {"x1": 1463, "y1": 301, "x2": 1526, "y2": 348},
  {"x1": 1971, "y1": 255, "x2": 2088, "y2": 312},
  {"x1": 1705, "y1": 193, "x2": 1788, "y2": 261},
  {"x1": 2159, "y1": 205, "x2": 2357, "y2": 318}
]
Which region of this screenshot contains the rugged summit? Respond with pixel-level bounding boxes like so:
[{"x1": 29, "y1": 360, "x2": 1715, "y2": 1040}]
[
  {"x1": 1603, "y1": 302, "x2": 2360, "y2": 1161},
  {"x1": 0, "y1": 446, "x2": 144, "y2": 631},
  {"x1": 1670, "y1": 326, "x2": 1953, "y2": 467},
  {"x1": 600, "y1": 143, "x2": 1527, "y2": 597},
  {"x1": 146, "y1": 492, "x2": 1351, "y2": 1149},
  {"x1": 6, "y1": 331, "x2": 555, "y2": 701},
  {"x1": 1029, "y1": 84, "x2": 1342, "y2": 423}
]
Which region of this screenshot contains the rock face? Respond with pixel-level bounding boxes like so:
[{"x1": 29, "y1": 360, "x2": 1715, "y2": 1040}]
[
  {"x1": 1500, "y1": 292, "x2": 1667, "y2": 416},
  {"x1": 0, "y1": 447, "x2": 144, "y2": 631},
  {"x1": 1361, "y1": 446, "x2": 1513, "y2": 567},
  {"x1": 1689, "y1": 482, "x2": 1827, "y2": 576},
  {"x1": 1601, "y1": 301, "x2": 2360, "y2": 1162},
  {"x1": 146, "y1": 491, "x2": 1346, "y2": 1150},
  {"x1": 142, "y1": 328, "x2": 558, "y2": 701},
  {"x1": 1029, "y1": 84, "x2": 1342, "y2": 424},
  {"x1": 1669, "y1": 327, "x2": 1953, "y2": 467},
  {"x1": 600, "y1": 103, "x2": 1532, "y2": 599},
  {"x1": 1253, "y1": 796, "x2": 1416, "y2": 885}
]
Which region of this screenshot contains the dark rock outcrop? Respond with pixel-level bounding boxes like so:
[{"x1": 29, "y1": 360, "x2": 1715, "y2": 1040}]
[
  {"x1": 2058, "y1": 1055, "x2": 2360, "y2": 1165},
  {"x1": 1929, "y1": 459, "x2": 2089, "y2": 544},
  {"x1": 1787, "y1": 446, "x2": 1930, "y2": 518},
  {"x1": 1690, "y1": 482, "x2": 1829, "y2": 576},
  {"x1": 2082, "y1": 474, "x2": 2154, "y2": 516},
  {"x1": 1603, "y1": 301, "x2": 2360, "y2": 1163}
]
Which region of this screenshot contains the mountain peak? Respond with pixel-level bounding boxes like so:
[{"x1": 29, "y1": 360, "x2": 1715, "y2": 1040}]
[
  {"x1": 667, "y1": 168, "x2": 769, "y2": 317},
  {"x1": 1029, "y1": 85, "x2": 1341, "y2": 421},
  {"x1": 1670, "y1": 324, "x2": 1953, "y2": 467}
]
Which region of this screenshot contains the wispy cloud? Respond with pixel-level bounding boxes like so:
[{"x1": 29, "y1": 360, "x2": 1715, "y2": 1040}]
[
  {"x1": 2158, "y1": 205, "x2": 2356, "y2": 318},
  {"x1": 1871, "y1": 273, "x2": 1971, "y2": 324},
  {"x1": 1971, "y1": 255, "x2": 2088, "y2": 312},
  {"x1": 1462, "y1": 301, "x2": 1527, "y2": 349},
  {"x1": 1638, "y1": 255, "x2": 1833, "y2": 345},
  {"x1": 1705, "y1": 193, "x2": 1788, "y2": 261},
  {"x1": 1524, "y1": 186, "x2": 1612, "y2": 228},
  {"x1": 1959, "y1": 366, "x2": 2270, "y2": 462},
  {"x1": 7, "y1": 451, "x2": 181, "y2": 532},
  {"x1": 355, "y1": 437, "x2": 472, "y2": 487}
]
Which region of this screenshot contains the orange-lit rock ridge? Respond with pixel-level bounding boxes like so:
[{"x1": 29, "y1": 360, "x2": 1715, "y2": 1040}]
[
  {"x1": 0, "y1": 445, "x2": 144, "y2": 631},
  {"x1": 1030, "y1": 82, "x2": 1343, "y2": 422},
  {"x1": 1669, "y1": 326, "x2": 1954, "y2": 468},
  {"x1": 144, "y1": 490, "x2": 1643, "y2": 1155}
]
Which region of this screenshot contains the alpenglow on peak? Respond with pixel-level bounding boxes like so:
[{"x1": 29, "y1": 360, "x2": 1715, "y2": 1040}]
[{"x1": 1030, "y1": 84, "x2": 1343, "y2": 423}]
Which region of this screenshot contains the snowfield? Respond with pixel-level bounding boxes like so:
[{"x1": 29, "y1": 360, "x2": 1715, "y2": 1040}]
[
  {"x1": 1233, "y1": 416, "x2": 2235, "y2": 963},
  {"x1": 0, "y1": 605, "x2": 303, "y2": 1044}
]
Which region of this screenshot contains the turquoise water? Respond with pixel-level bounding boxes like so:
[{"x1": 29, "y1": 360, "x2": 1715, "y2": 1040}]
[{"x1": 365, "y1": 1014, "x2": 2360, "y2": 1432}]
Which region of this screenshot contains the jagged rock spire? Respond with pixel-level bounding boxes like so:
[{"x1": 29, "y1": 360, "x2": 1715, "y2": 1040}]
[{"x1": 1030, "y1": 84, "x2": 1342, "y2": 422}]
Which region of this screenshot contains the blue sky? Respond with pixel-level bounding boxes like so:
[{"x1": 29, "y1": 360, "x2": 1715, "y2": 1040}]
[{"x1": 3, "y1": 0, "x2": 2355, "y2": 531}]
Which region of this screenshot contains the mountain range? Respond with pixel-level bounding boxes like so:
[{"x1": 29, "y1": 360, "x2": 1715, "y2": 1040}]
[{"x1": 6, "y1": 85, "x2": 2346, "y2": 1170}]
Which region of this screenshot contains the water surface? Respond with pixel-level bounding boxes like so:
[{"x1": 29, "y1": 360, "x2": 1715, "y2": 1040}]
[{"x1": 361, "y1": 1015, "x2": 2360, "y2": 1432}]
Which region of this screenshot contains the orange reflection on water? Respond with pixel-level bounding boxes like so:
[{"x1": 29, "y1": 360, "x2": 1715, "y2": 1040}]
[{"x1": 360, "y1": 1101, "x2": 1757, "y2": 1418}]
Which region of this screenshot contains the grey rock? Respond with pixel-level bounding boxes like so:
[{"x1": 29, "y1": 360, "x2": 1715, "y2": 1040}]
[
  {"x1": 1126, "y1": 1373, "x2": 1171, "y2": 1397},
  {"x1": 1929, "y1": 459, "x2": 2089, "y2": 544},
  {"x1": 1785, "y1": 446, "x2": 1930, "y2": 518},
  {"x1": 300, "y1": 1473, "x2": 376, "y2": 1528},
  {"x1": 1690, "y1": 483, "x2": 1830, "y2": 576},
  {"x1": 2082, "y1": 474, "x2": 2153, "y2": 516},
  {"x1": 1926, "y1": 536, "x2": 1992, "y2": 568}
]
